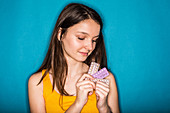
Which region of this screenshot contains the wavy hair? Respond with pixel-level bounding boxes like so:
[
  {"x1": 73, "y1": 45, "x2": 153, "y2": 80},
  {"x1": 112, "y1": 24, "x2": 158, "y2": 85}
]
[{"x1": 35, "y1": 3, "x2": 107, "y2": 96}]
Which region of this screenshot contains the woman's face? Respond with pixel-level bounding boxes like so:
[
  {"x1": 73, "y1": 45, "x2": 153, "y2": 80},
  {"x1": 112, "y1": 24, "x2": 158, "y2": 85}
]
[{"x1": 61, "y1": 19, "x2": 100, "y2": 62}]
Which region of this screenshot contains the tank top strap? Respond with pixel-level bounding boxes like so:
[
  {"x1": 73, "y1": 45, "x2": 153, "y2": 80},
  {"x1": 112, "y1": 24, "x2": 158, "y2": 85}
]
[{"x1": 42, "y1": 69, "x2": 53, "y2": 98}]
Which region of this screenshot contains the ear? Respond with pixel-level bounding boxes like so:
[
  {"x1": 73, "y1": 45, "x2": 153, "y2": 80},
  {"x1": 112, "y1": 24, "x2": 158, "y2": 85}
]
[{"x1": 57, "y1": 28, "x2": 62, "y2": 41}]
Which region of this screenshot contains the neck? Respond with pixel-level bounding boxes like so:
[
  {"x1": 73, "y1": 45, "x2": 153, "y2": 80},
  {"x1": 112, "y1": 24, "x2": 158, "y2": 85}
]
[
  {"x1": 66, "y1": 58, "x2": 88, "y2": 78},
  {"x1": 67, "y1": 61, "x2": 85, "y2": 78}
]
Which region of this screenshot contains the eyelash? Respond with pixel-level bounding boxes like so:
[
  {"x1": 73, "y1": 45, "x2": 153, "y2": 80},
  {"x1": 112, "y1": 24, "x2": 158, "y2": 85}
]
[
  {"x1": 78, "y1": 37, "x2": 97, "y2": 43},
  {"x1": 78, "y1": 37, "x2": 85, "y2": 40},
  {"x1": 92, "y1": 40, "x2": 97, "y2": 42}
]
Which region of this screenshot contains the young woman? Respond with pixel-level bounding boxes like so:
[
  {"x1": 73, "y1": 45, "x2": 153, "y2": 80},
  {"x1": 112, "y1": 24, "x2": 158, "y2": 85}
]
[{"x1": 28, "y1": 3, "x2": 119, "y2": 113}]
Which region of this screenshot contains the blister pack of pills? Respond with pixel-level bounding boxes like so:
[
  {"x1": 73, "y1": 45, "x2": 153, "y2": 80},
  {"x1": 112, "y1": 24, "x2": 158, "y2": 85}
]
[
  {"x1": 88, "y1": 62, "x2": 100, "y2": 75},
  {"x1": 92, "y1": 79, "x2": 109, "y2": 85},
  {"x1": 92, "y1": 67, "x2": 109, "y2": 79},
  {"x1": 88, "y1": 62, "x2": 109, "y2": 85}
]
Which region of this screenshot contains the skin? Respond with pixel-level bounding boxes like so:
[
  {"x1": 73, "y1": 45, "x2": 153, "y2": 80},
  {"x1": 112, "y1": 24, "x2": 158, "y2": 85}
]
[{"x1": 28, "y1": 19, "x2": 119, "y2": 113}]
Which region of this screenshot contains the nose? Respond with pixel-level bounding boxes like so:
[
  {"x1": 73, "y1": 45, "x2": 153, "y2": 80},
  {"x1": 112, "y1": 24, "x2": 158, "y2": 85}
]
[{"x1": 85, "y1": 40, "x2": 93, "y2": 51}]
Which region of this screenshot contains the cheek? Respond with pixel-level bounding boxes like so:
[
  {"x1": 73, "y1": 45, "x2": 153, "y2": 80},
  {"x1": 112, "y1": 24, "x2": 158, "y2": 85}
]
[
  {"x1": 70, "y1": 40, "x2": 81, "y2": 48},
  {"x1": 63, "y1": 37, "x2": 81, "y2": 50}
]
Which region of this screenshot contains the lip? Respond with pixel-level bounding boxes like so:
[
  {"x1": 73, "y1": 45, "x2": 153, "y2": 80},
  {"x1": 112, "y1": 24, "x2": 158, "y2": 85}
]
[{"x1": 79, "y1": 52, "x2": 88, "y2": 56}]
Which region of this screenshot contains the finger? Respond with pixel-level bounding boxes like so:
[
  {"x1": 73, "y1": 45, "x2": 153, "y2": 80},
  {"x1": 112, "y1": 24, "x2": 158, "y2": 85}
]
[
  {"x1": 96, "y1": 82, "x2": 109, "y2": 93},
  {"x1": 77, "y1": 79, "x2": 96, "y2": 89},
  {"x1": 96, "y1": 80, "x2": 109, "y2": 88},
  {"x1": 95, "y1": 88, "x2": 105, "y2": 100},
  {"x1": 89, "y1": 91, "x2": 93, "y2": 95},
  {"x1": 78, "y1": 74, "x2": 94, "y2": 82},
  {"x1": 78, "y1": 84, "x2": 93, "y2": 89},
  {"x1": 96, "y1": 82, "x2": 109, "y2": 96},
  {"x1": 96, "y1": 86, "x2": 108, "y2": 97},
  {"x1": 95, "y1": 87, "x2": 109, "y2": 101},
  {"x1": 78, "y1": 84, "x2": 94, "y2": 94},
  {"x1": 96, "y1": 93, "x2": 99, "y2": 100}
]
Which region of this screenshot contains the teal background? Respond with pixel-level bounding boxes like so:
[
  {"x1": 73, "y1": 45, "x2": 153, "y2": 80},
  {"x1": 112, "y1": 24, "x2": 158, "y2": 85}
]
[{"x1": 0, "y1": 0, "x2": 170, "y2": 112}]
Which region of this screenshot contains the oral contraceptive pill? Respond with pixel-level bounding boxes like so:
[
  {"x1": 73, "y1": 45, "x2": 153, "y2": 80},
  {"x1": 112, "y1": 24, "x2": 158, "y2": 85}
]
[
  {"x1": 87, "y1": 62, "x2": 110, "y2": 85},
  {"x1": 92, "y1": 79, "x2": 110, "y2": 85},
  {"x1": 88, "y1": 62, "x2": 100, "y2": 75},
  {"x1": 92, "y1": 67, "x2": 109, "y2": 79}
]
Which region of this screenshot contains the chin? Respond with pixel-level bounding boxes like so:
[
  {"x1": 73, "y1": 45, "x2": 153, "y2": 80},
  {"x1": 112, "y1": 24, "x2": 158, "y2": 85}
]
[
  {"x1": 75, "y1": 57, "x2": 88, "y2": 62},
  {"x1": 79, "y1": 59, "x2": 87, "y2": 62}
]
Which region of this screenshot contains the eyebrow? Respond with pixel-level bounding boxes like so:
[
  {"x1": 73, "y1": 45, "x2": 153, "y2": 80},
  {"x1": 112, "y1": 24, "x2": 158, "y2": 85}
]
[{"x1": 77, "y1": 31, "x2": 99, "y2": 38}]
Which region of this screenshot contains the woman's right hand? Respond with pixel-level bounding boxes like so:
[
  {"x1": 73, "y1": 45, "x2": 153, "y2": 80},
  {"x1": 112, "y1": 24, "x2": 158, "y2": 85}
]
[{"x1": 75, "y1": 74, "x2": 95, "y2": 108}]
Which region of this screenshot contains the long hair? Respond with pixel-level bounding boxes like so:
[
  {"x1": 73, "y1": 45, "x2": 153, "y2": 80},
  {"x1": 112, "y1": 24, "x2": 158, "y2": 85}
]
[{"x1": 35, "y1": 3, "x2": 107, "y2": 96}]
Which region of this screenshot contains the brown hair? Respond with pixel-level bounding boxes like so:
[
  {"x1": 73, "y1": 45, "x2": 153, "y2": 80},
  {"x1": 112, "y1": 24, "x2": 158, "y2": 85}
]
[{"x1": 35, "y1": 3, "x2": 107, "y2": 96}]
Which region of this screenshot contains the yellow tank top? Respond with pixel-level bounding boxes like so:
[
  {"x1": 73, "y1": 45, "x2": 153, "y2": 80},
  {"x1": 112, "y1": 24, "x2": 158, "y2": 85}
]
[{"x1": 42, "y1": 70, "x2": 99, "y2": 113}]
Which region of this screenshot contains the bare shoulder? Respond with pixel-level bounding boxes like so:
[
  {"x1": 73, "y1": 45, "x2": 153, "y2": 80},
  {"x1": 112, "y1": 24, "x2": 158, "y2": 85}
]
[
  {"x1": 105, "y1": 71, "x2": 116, "y2": 85},
  {"x1": 106, "y1": 71, "x2": 120, "y2": 112},
  {"x1": 105, "y1": 71, "x2": 118, "y2": 96},
  {"x1": 28, "y1": 71, "x2": 46, "y2": 112},
  {"x1": 28, "y1": 72, "x2": 43, "y2": 87}
]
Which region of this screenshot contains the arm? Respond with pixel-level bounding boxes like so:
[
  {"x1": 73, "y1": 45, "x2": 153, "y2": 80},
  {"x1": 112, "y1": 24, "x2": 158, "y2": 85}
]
[
  {"x1": 65, "y1": 74, "x2": 95, "y2": 113},
  {"x1": 28, "y1": 72, "x2": 46, "y2": 113},
  {"x1": 95, "y1": 72, "x2": 120, "y2": 113},
  {"x1": 107, "y1": 73, "x2": 120, "y2": 113},
  {"x1": 95, "y1": 80, "x2": 110, "y2": 113}
]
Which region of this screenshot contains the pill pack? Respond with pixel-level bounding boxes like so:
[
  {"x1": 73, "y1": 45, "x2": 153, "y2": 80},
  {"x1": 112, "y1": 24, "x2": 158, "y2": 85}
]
[
  {"x1": 88, "y1": 62, "x2": 100, "y2": 75},
  {"x1": 92, "y1": 78, "x2": 109, "y2": 85},
  {"x1": 88, "y1": 62, "x2": 109, "y2": 85},
  {"x1": 92, "y1": 67, "x2": 109, "y2": 79}
]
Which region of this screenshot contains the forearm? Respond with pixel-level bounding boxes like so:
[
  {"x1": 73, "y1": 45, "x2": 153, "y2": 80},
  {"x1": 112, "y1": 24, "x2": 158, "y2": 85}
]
[
  {"x1": 98, "y1": 104, "x2": 111, "y2": 113},
  {"x1": 65, "y1": 102, "x2": 84, "y2": 113}
]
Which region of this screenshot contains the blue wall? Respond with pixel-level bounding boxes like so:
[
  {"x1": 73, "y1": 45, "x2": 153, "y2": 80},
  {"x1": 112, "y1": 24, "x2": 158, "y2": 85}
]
[{"x1": 0, "y1": 0, "x2": 170, "y2": 112}]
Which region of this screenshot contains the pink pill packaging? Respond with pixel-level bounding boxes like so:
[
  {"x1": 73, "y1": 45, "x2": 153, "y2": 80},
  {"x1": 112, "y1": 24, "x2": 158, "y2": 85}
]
[{"x1": 88, "y1": 62, "x2": 109, "y2": 85}]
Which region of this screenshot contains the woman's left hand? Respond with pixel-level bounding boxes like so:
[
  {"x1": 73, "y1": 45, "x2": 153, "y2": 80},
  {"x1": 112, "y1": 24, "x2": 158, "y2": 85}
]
[{"x1": 95, "y1": 80, "x2": 110, "y2": 112}]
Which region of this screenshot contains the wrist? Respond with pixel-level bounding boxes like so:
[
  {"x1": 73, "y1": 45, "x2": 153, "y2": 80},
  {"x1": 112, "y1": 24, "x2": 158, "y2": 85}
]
[
  {"x1": 65, "y1": 101, "x2": 84, "y2": 113},
  {"x1": 98, "y1": 104, "x2": 110, "y2": 113},
  {"x1": 73, "y1": 101, "x2": 84, "y2": 111}
]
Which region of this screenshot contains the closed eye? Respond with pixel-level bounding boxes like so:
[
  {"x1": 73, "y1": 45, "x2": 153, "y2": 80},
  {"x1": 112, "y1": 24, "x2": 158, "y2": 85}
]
[
  {"x1": 78, "y1": 37, "x2": 85, "y2": 40},
  {"x1": 92, "y1": 38, "x2": 98, "y2": 43},
  {"x1": 92, "y1": 40, "x2": 97, "y2": 43}
]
